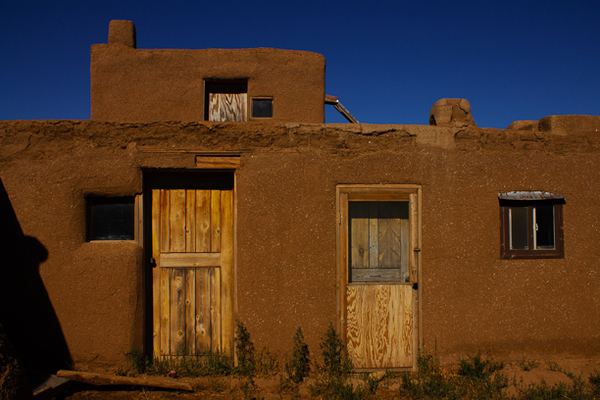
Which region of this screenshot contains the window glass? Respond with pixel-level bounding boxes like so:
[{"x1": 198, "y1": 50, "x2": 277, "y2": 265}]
[
  {"x1": 87, "y1": 197, "x2": 135, "y2": 241},
  {"x1": 535, "y1": 205, "x2": 555, "y2": 249},
  {"x1": 509, "y1": 207, "x2": 528, "y2": 250},
  {"x1": 252, "y1": 98, "x2": 272, "y2": 118}
]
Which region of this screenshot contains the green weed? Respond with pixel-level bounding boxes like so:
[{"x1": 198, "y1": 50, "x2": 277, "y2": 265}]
[
  {"x1": 518, "y1": 359, "x2": 539, "y2": 372},
  {"x1": 126, "y1": 349, "x2": 233, "y2": 377},
  {"x1": 457, "y1": 351, "x2": 504, "y2": 379},
  {"x1": 309, "y1": 324, "x2": 363, "y2": 399},
  {"x1": 286, "y1": 327, "x2": 311, "y2": 384},
  {"x1": 235, "y1": 320, "x2": 256, "y2": 377},
  {"x1": 399, "y1": 351, "x2": 507, "y2": 400}
]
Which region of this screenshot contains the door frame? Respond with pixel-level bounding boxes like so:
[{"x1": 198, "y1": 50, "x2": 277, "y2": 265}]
[
  {"x1": 336, "y1": 184, "x2": 422, "y2": 370},
  {"x1": 143, "y1": 167, "x2": 238, "y2": 358}
]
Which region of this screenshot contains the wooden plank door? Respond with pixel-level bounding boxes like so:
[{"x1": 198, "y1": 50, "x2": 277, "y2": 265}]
[
  {"x1": 338, "y1": 186, "x2": 420, "y2": 370},
  {"x1": 152, "y1": 188, "x2": 234, "y2": 358}
]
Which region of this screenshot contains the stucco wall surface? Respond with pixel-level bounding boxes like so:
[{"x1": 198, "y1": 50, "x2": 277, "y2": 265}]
[
  {"x1": 1, "y1": 120, "x2": 600, "y2": 370},
  {"x1": 91, "y1": 45, "x2": 326, "y2": 123}
]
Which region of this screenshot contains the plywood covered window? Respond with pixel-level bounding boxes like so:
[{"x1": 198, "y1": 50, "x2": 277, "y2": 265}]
[
  {"x1": 499, "y1": 191, "x2": 565, "y2": 259},
  {"x1": 349, "y1": 201, "x2": 410, "y2": 283},
  {"x1": 204, "y1": 80, "x2": 247, "y2": 122}
]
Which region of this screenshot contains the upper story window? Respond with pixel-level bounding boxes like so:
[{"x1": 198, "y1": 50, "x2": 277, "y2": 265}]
[
  {"x1": 251, "y1": 98, "x2": 273, "y2": 118},
  {"x1": 499, "y1": 191, "x2": 565, "y2": 259},
  {"x1": 204, "y1": 80, "x2": 248, "y2": 122}
]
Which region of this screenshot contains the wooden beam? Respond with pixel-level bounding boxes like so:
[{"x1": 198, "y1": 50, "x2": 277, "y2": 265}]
[
  {"x1": 195, "y1": 156, "x2": 241, "y2": 169},
  {"x1": 56, "y1": 370, "x2": 193, "y2": 392}
]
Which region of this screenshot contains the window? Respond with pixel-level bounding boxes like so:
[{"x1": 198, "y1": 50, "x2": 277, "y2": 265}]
[
  {"x1": 87, "y1": 197, "x2": 135, "y2": 241},
  {"x1": 251, "y1": 98, "x2": 273, "y2": 118},
  {"x1": 204, "y1": 80, "x2": 248, "y2": 122},
  {"x1": 338, "y1": 185, "x2": 421, "y2": 284},
  {"x1": 499, "y1": 192, "x2": 565, "y2": 259},
  {"x1": 348, "y1": 201, "x2": 410, "y2": 282}
]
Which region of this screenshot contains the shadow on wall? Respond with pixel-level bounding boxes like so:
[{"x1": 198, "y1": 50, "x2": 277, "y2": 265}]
[{"x1": 0, "y1": 178, "x2": 72, "y2": 374}]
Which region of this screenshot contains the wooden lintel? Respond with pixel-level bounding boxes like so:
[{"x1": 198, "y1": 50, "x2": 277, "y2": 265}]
[
  {"x1": 56, "y1": 370, "x2": 193, "y2": 392},
  {"x1": 195, "y1": 156, "x2": 240, "y2": 169}
]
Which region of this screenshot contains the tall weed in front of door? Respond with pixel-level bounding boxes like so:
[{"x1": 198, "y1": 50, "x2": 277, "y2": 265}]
[
  {"x1": 279, "y1": 327, "x2": 311, "y2": 396},
  {"x1": 309, "y1": 323, "x2": 369, "y2": 399}
]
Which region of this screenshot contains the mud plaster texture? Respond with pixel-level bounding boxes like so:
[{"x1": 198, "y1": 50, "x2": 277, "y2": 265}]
[
  {"x1": 1, "y1": 119, "x2": 600, "y2": 371},
  {"x1": 91, "y1": 44, "x2": 325, "y2": 123}
]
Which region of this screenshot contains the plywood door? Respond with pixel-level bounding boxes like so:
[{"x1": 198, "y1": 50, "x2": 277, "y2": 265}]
[
  {"x1": 152, "y1": 189, "x2": 234, "y2": 358},
  {"x1": 208, "y1": 93, "x2": 248, "y2": 122},
  {"x1": 339, "y1": 187, "x2": 420, "y2": 370}
]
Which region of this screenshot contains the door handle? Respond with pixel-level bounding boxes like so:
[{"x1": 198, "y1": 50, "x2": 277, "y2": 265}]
[
  {"x1": 150, "y1": 257, "x2": 157, "y2": 268},
  {"x1": 412, "y1": 282, "x2": 418, "y2": 290}
]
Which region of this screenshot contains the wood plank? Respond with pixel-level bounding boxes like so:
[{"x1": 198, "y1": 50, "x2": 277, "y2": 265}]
[
  {"x1": 135, "y1": 194, "x2": 143, "y2": 245},
  {"x1": 338, "y1": 191, "x2": 349, "y2": 340},
  {"x1": 350, "y1": 269, "x2": 404, "y2": 282},
  {"x1": 211, "y1": 267, "x2": 222, "y2": 353},
  {"x1": 159, "y1": 189, "x2": 170, "y2": 253},
  {"x1": 219, "y1": 190, "x2": 234, "y2": 355},
  {"x1": 196, "y1": 190, "x2": 211, "y2": 252},
  {"x1": 56, "y1": 370, "x2": 193, "y2": 392},
  {"x1": 185, "y1": 190, "x2": 196, "y2": 252},
  {"x1": 210, "y1": 191, "x2": 221, "y2": 252},
  {"x1": 195, "y1": 267, "x2": 212, "y2": 353},
  {"x1": 185, "y1": 268, "x2": 196, "y2": 356},
  {"x1": 151, "y1": 190, "x2": 161, "y2": 357},
  {"x1": 346, "y1": 285, "x2": 413, "y2": 369},
  {"x1": 195, "y1": 156, "x2": 241, "y2": 169},
  {"x1": 378, "y1": 217, "x2": 401, "y2": 269},
  {"x1": 350, "y1": 202, "x2": 369, "y2": 269},
  {"x1": 170, "y1": 268, "x2": 185, "y2": 355},
  {"x1": 169, "y1": 190, "x2": 187, "y2": 253},
  {"x1": 159, "y1": 266, "x2": 170, "y2": 356},
  {"x1": 159, "y1": 252, "x2": 221, "y2": 268},
  {"x1": 368, "y1": 203, "x2": 378, "y2": 269},
  {"x1": 400, "y1": 219, "x2": 410, "y2": 282}
]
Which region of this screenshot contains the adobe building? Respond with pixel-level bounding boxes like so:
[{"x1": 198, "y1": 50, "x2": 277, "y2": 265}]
[{"x1": 1, "y1": 20, "x2": 600, "y2": 373}]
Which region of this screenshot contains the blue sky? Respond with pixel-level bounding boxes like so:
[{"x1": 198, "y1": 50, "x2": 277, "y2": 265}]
[{"x1": 1, "y1": 1, "x2": 599, "y2": 128}]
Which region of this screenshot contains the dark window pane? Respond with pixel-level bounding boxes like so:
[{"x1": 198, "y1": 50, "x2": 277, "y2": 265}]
[
  {"x1": 252, "y1": 98, "x2": 272, "y2": 118},
  {"x1": 535, "y1": 205, "x2": 555, "y2": 249},
  {"x1": 88, "y1": 197, "x2": 134, "y2": 240},
  {"x1": 509, "y1": 207, "x2": 528, "y2": 249}
]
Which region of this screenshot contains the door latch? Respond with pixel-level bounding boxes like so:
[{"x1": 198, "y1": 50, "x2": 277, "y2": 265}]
[
  {"x1": 412, "y1": 282, "x2": 418, "y2": 290},
  {"x1": 150, "y1": 257, "x2": 157, "y2": 268}
]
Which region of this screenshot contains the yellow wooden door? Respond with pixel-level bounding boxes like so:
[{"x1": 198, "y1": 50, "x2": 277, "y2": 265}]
[
  {"x1": 338, "y1": 186, "x2": 420, "y2": 370},
  {"x1": 152, "y1": 188, "x2": 234, "y2": 358}
]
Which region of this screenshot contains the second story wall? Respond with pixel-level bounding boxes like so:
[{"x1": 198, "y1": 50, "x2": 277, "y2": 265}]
[{"x1": 91, "y1": 21, "x2": 326, "y2": 123}]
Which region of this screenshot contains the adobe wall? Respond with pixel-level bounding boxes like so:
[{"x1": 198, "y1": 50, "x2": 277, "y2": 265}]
[
  {"x1": 90, "y1": 45, "x2": 326, "y2": 123},
  {"x1": 1, "y1": 119, "x2": 600, "y2": 370}
]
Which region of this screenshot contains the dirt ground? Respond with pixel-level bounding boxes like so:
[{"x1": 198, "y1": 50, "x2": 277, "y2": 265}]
[{"x1": 59, "y1": 357, "x2": 600, "y2": 400}]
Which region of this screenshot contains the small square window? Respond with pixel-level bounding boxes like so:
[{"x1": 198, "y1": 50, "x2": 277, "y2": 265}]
[
  {"x1": 87, "y1": 197, "x2": 135, "y2": 241},
  {"x1": 252, "y1": 98, "x2": 272, "y2": 118},
  {"x1": 499, "y1": 192, "x2": 565, "y2": 259}
]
